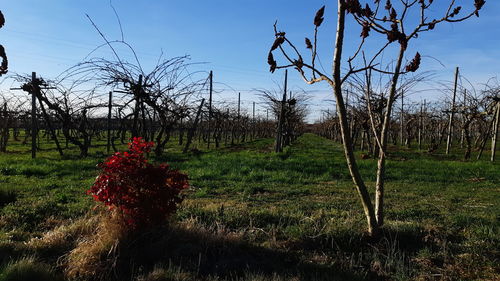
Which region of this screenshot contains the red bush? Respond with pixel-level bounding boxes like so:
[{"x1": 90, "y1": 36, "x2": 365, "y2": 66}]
[{"x1": 88, "y1": 137, "x2": 189, "y2": 228}]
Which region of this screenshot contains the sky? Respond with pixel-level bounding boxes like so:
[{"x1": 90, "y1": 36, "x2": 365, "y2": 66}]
[{"x1": 1, "y1": 0, "x2": 499, "y2": 122}]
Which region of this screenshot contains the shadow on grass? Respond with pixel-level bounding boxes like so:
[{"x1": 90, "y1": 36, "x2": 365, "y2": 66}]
[
  {"x1": 274, "y1": 224, "x2": 430, "y2": 254},
  {"x1": 108, "y1": 221, "x2": 445, "y2": 281},
  {"x1": 79, "y1": 222, "x2": 368, "y2": 281}
]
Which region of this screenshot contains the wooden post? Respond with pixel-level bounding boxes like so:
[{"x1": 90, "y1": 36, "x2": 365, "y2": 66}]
[
  {"x1": 418, "y1": 99, "x2": 426, "y2": 150},
  {"x1": 252, "y1": 102, "x2": 255, "y2": 120},
  {"x1": 360, "y1": 131, "x2": 366, "y2": 151},
  {"x1": 418, "y1": 101, "x2": 423, "y2": 150},
  {"x1": 132, "y1": 75, "x2": 143, "y2": 137},
  {"x1": 179, "y1": 118, "x2": 184, "y2": 146},
  {"x1": 107, "y1": 91, "x2": 112, "y2": 154},
  {"x1": 345, "y1": 89, "x2": 349, "y2": 110},
  {"x1": 423, "y1": 99, "x2": 426, "y2": 146},
  {"x1": 140, "y1": 91, "x2": 147, "y2": 139},
  {"x1": 237, "y1": 92, "x2": 241, "y2": 119},
  {"x1": 400, "y1": 90, "x2": 404, "y2": 146},
  {"x1": 275, "y1": 70, "x2": 287, "y2": 153},
  {"x1": 198, "y1": 112, "x2": 203, "y2": 143},
  {"x1": 224, "y1": 108, "x2": 229, "y2": 146},
  {"x1": 237, "y1": 92, "x2": 241, "y2": 143},
  {"x1": 460, "y1": 89, "x2": 467, "y2": 148},
  {"x1": 151, "y1": 109, "x2": 157, "y2": 142},
  {"x1": 0, "y1": 102, "x2": 7, "y2": 152},
  {"x1": 31, "y1": 72, "x2": 37, "y2": 159},
  {"x1": 207, "y1": 71, "x2": 213, "y2": 149},
  {"x1": 252, "y1": 101, "x2": 255, "y2": 140},
  {"x1": 491, "y1": 101, "x2": 500, "y2": 162},
  {"x1": 446, "y1": 67, "x2": 459, "y2": 155}
]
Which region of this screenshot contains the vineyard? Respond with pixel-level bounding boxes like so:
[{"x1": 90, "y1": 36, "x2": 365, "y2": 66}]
[{"x1": 0, "y1": 1, "x2": 499, "y2": 281}]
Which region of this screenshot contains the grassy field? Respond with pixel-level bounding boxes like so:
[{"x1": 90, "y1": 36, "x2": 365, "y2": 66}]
[{"x1": 0, "y1": 133, "x2": 498, "y2": 280}]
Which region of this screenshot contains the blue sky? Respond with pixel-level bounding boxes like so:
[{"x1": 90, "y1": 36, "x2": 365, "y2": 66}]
[{"x1": 1, "y1": 0, "x2": 499, "y2": 121}]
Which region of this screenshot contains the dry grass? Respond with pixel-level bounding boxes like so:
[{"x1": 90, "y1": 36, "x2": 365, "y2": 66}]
[
  {"x1": 26, "y1": 213, "x2": 98, "y2": 256},
  {"x1": 60, "y1": 213, "x2": 249, "y2": 281},
  {"x1": 63, "y1": 211, "x2": 128, "y2": 280},
  {"x1": 58, "y1": 212, "x2": 361, "y2": 281}
]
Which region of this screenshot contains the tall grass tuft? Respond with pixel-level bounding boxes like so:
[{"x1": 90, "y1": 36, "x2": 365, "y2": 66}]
[
  {"x1": 0, "y1": 257, "x2": 62, "y2": 281},
  {"x1": 64, "y1": 211, "x2": 129, "y2": 280}
]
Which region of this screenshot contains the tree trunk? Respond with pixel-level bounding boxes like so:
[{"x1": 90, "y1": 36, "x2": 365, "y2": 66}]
[
  {"x1": 375, "y1": 46, "x2": 406, "y2": 227},
  {"x1": 333, "y1": 0, "x2": 378, "y2": 236},
  {"x1": 464, "y1": 120, "x2": 472, "y2": 160}
]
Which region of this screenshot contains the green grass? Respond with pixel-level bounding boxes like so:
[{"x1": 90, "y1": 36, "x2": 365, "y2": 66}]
[
  {"x1": 0, "y1": 257, "x2": 62, "y2": 281},
  {"x1": 0, "y1": 133, "x2": 499, "y2": 280}
]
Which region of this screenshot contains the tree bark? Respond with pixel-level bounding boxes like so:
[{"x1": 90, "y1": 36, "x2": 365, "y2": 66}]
[
  {"x1": 333, "y1": 0, "x2": 378, "y2": 236},
  {"x1": 374, "y1": 46, "x2": 406, "y2": 227}
]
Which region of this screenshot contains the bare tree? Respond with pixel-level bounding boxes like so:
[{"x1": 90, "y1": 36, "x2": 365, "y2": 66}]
[
  {"x1": 267, "y1": 0, "x2": 485, "y2": 236},
  {"x1": 481, "y1": 79, "x2": 500, "y2": 161},
  {"x1": 258, "y1": 88, "x2": 308, "y2": 151},
  {"x1": 0, "y1": 87, "x2": 46, "y2": 151},
  {"x1": 0, "y1": 97, "x2": 11, "y2": 152},
  {"x1": 13, "y1": 74, "x2": 104, "y2": 157},
  {"x1": 61, "y1": 49, "x2": 205, "y2": 156},
  {"x1": 457, "y1": 90, "x2": 484, "y2": 160}
]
